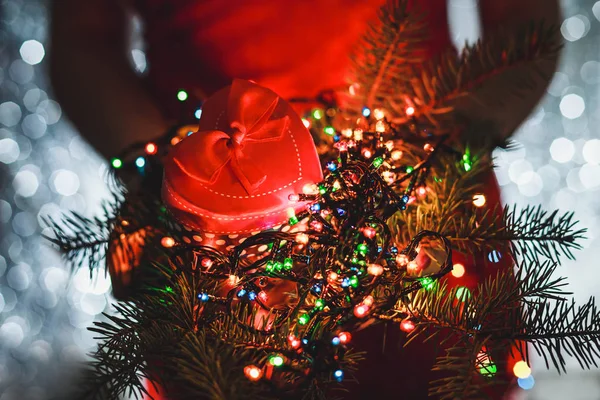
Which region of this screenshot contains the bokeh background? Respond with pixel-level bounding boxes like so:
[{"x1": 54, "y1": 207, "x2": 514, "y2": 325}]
[{"x1": 0, "y1": 0, "x2": 598, "y2": 399}]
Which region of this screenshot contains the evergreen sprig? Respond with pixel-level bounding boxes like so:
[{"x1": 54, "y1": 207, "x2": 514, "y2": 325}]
[
  {"x1": 391, "y1": 23, "x2": 561, "y2": 129},
  {"x1": 351, "y1": 0, "x2": 428, "y2": 109}
]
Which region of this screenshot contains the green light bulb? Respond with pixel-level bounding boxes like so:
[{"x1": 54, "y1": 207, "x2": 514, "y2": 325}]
[
  {"x1": 177, "y1": 90, "x2": 188, "y2": 101},
  {"x1": 312, "y1": 109, "x2": 323, "y2": 120},
  {"x1": 265, "y1": 261, "x2": 274, "y2": 272},
  {"x1": 420, "y1": 277, "x2": 436, "y2": 291},
  {"x1": 298, "y1": 313, "x2": 310, "y2": 325},
  {"x1": 111, "y1": 158, "x2": 123, "y2": 169},
  {"x1": 357, "y1": 243, "x2": 368, "y2": 256},
  {"x1": 479, "y1": 362, "x2": 497, "y2": 377},
  {"x1": 269, "y1": 355, "x2": 284, "y2": 367},
  {"x1": 315, "y1": 299, "x2": 325, "y2": 310},
  {"x1": 324, "y1": 126, "x2": 335, "y2": 136},
  {"x1": 289, "y1": 216, "x2": 299, "y2": 225},
  {"x1": 456, "y1": 286, "x2": 471, "y2": 301},
  {"x1": 283, "y1": 258, "x2": 293, "y2": 270},
  {"x1": 372, "y1": 157, "x2": 384, "y2": 168}
]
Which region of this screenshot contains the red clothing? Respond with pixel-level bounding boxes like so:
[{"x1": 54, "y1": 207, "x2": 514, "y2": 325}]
[
  {"x1": 129, "y1": 1, "x2": 517, "y2": 398},
  {"x1": 134, "y1": 0, "x2": 452, "y2": 119}
]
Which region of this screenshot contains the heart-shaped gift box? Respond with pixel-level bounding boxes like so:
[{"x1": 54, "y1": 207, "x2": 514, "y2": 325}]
[{"x1": 162, "y1": 79, "x2": 323, "y2": 239}]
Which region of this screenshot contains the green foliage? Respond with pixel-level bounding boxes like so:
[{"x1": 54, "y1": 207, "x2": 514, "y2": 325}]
[
  {"x1": 351, "y1": 0, "x2": 428, "y2": 108},
  {"x1": 401, "y1": 23, "x2": 561, "y2": 127}
]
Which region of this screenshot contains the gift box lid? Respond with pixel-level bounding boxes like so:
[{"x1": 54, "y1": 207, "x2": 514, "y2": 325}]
[{"x1": 162, "y1": 79, "x2": 323, "y2": 235}]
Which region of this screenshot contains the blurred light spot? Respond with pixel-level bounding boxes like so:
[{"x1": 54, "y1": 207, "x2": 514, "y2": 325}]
[
  {"x1": 37, "y1": 100, "x2": 62, "y2": 125},
  {"x1": 13, "y1": 170, "x2": 39, "y2": 197},
  {"x1": 23, "y1": 88, "x2": 46, "y2": 111},
  {"x1": 12, "y1": 211, "x2": 37, "y2": 237},
  {"x1": 561, "y1": 15, "x2": 589, "y2": 42},
  {"x1": 68, "y1": 306, "x2": 95, "y2": 330},
  {"x1": 41, "y1": 267, "x2": 68, "y2": 293},
  {"x1": 513, "y1": 361, "x2": 531, "y2": 379},
  {"x1": 22, "y1": 113, "x2": 47, "y2": 139},
  {"x1": 0, "y1": 293, "x2": 4, "y2": 313},
  {"x1": 559, "y1": 94, "x2": 585, "y2": 119},
  {"x1": 537, "y1": 165, "x2": 561, "y2": 192},
  {"x1": 60, "y1": 193, "x2": 87, "y2": 214},
  {"x1": 47, "y1": 146, "x2": 71, "y2": 167},
  {"x1": 0, "y1": 138, "x2": 20, "y2": 164},
  {"x1": 451, "y1": 263, "x2": 465, "y2": 278},
  {"x1": 131, "y1": 49, "x2": 147, "y2": 73},
  {"x1": 583, "y1": 139, "x2": 600, "y2": 164},
  {"x1": 7, "y1": 234, "x2": 23, "y2": 262},
  {"x1": 72, "y1": 268, "x2": 111, "y2": 295},
  {"x1": 579, "y1": 164, "x2": 600, "y2": 189},
  {"x1": 9, "y1": 59, "x2": 34, "y2": 84},
  {"x1": 550, "y1": 137, "x2": 575, "y2": 163},
  {"x1": 19, "y1": 40, "x2": 45, "y2": 65},
  {"x1": 79, "y1": 293, "x2": 107, "y2": 315},
  {"x1": 51, "y1": 170, "x2": 80, "y2": 196},
  {"x1": 0, "y1": 321, "x2": 24, "y2": 348},
  {"x1": 518, "y1": 171, "x2": 543, "y2": 197},
  {"x1": 0, "y1": 287, "x2": 17, "y2": 313},
  {"x1": 0, "y1": 101, "x2": 22, "y2": 127},
  {"x1": 37, "y1": 291, "x2": 58, "y2": 310},
  {"x1": 566, "y1": 168, "x2": 585, "y2": 193},
  {"x1": 517, "y1": 375, "x2": 535, "y2": 390},
  {"x1": 0, "y1": 255, "x2": 6, "y2": 277},
  {"x1": 29, "y1": 340, "x2": 53, "y2": 363},
  {"x1": 7, "y1": 263, "x2": 32, "y2": 291},
  {"x1": 488, "y1": 250, "x2": 502, "y2": 263},
  {"x1": 62, "y1": 345, "x2": 86, "y2": 363},
  {"x1": 546, "y1": 72, "x2": 569, "y2": 97},
  {"x1": 581, "y1": 61, "x2": 600, "y2": 85},
  {"x1": 508, "y1": 160, "x2": 533, "y2": 184},
  {"x1": 68, "y1": 136, "x2": 88, "y2": 160},
  {"x1": 594, "y1": 1, "x2": 600, "y2": 22},
  {"x1": 573, "y1": 138, "x2": 587, "y2": 165}
]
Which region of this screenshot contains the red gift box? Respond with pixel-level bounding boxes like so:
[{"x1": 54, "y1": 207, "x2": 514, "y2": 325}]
[{"x1": 162, "y1": 79, "x2": 323, "y2": 236}]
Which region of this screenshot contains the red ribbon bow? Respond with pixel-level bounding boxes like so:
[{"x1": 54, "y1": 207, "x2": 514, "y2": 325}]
[{"x1": 174, "y1": 80, "x2": 289, "y2": 195}]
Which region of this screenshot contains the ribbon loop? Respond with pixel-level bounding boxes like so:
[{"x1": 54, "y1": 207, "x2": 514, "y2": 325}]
[{"x1": 175, "y1": 80, "x2": 290, "y2": 195}]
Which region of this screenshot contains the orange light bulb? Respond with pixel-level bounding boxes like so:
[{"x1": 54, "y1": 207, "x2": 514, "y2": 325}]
[{"x1": 400, "y1": 319, "x2": 415, "y2": 332}]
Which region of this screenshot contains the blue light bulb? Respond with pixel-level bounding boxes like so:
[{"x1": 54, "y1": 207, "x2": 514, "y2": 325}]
[
  {"x1": 334, "y1": 369, "x2": 344, "y2": 382},
  {"x1": 198, "y1": 293, "x2": 209, "y2": 302}
]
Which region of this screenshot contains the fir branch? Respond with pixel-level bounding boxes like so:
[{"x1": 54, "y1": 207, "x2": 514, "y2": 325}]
[
  {"x1": 351, "y1": 0, "x2": 428, "y2": 108},
  {"x1": 42, "y1": 210, "x2": 115, "y2": 274},
  {"x1": 404, "y1": 257, "x2": 597, "y2": 398},
  {"x1": 515, "y1": 298, "x2": 600, "y2": 372},
  {"x1": 443, "y1": 205, "x2": 586, "y2": 264},
  {"x1": 428, "y1": 339, "x2": 496, "y2": 400},
  {"x1": 399, "y1": 22, "x2": 561, "y2": 125},
  {"x1": 174, "y1": 331, "x2": 271, "y2": 400}
]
